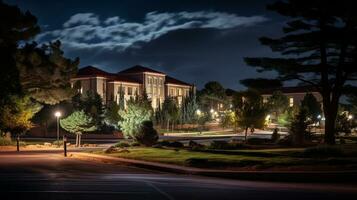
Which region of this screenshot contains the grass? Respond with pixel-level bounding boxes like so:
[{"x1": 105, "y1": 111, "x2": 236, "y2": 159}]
[{"x1": 96, "y1": 144, "x2": 357, "y2": 170}]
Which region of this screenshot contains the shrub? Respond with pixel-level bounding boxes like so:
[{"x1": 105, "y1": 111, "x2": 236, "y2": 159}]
[
  {"x1": 114, "y1": 141, "x2": 130, "y2": 148},
  {"x1": 157, "y1": 140, "x2": 184, "y2": 148},
  {"x1": 0, "y1": 137, "x2": 12, "y2": 146},
  {"x1": 169, "y1": 141, "x2": 184, "y2": 148},
  {"x1": 104, "y1": 146, "x2": 117, "y2": 154},
  {"x1": 303, "y1": 145, "x2": 343, "y2": 157},
  {"x1": 158, "y1": 140, "x2": 171, "y2": 146},
  {"x1": 134, "y1": 121, "x2": 159, "y2": 146},
  {"x1": 185, "y1": 158, "x2": 208, "y2": 167},
  {"x1": 208, "y1": 140, "x2": 232, "y2": 150},
  {"x1": 52, "y1": 140, "x2": 63, "y2": 146},
  {"x1": 188, "y1": 140, "x2": 205, "y2": 150},
  {"x1": 247, "y1": 138, "x2": 270, "y2": 145},
  {"x1": 130, "y1": 141, "x2": 141, "y2": 147},
  {"x1": 271, "y1": 128, "x2": 280, "y2": 143}
]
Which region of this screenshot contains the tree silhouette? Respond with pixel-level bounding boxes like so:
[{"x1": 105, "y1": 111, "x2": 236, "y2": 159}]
[{"x1": 243, "y1": 0, "x2": 357, "y2": 144}]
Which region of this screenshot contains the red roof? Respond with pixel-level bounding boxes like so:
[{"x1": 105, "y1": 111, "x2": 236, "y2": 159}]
[
  {"x1": 76, "y1": 66, "x2": 192, "y2": 86},
  {"x1": 118, "y1": 65, "x2": 165, "y2": 75},
  {"x1": 77, "y1": 66, "x2": 112, "y2": 77},
  {"x1": 76, "y1": 66, "x2": 139, "y2": 83},
  {"x1": 165, "y1": 76, "x2": 192, "y2": 86}
]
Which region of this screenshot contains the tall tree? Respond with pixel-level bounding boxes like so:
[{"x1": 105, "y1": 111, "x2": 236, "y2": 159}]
[
  {"x1": 233, "y1": 91, "x2": 267, "y2": 142},
  {"x1": 266, "y1": 91, "x2": 289, "y2": 123},
  {"x1": 118, "y1": 98, "x2": 153, "y2": 139},
  {"x1": 161, "y1": 98, "x2": 179, "y2": 131},
  {"x1": 0, "y1": 95, "x2": 42, "y2": 138},
  {"x1": 60, "y1": 110, "x2": 97, "y2": 147},
  {"x1": 16, "y1": 41, "x2": 79, "y2": 104},
  {"x1": 179, "y1": 87, "x2": 198, "y2": 126},
  {"x1": 198, "y1": 81, "x2": 227, "y2": 112},
  {"x1": 118, "y1": 84, "x2": 125, "y2": 110},
  {"x1": 301, "y1": 93, "x2": 322, "y2": 123},
  {"x1": 0, "y1": 1, "x2": 40, "y2": 105},
  {"x1": 243, "y1": 0, "x2": 357, "y2": 144}
]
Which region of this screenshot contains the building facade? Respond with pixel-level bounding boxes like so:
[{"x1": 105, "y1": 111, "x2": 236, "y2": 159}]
[
  {"x1": 71, "y1": 65, "x2": 194, "y2": 108},
  {"x1": 261, "y1": 86, "x2": 323, "y2": 107}
]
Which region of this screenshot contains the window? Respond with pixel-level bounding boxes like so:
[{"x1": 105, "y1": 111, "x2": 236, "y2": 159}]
[
  {"x1": 148, "y1": 77, "x2": 152, "y2": 85},
  {"x1": 154, "y1": 78, "x2": 157, "y2": 85},
  {"x1": 133, "y1": 87, "x2": 137, "y2": 95},
  {"x1": 177, "y1": 88, "x2": 182, "y2": 96},
  {"x1": 170, "y1": 88, "x2": 175, "y2": 96},
  {"x1": 127, "y1": 87, "x2": 132, "y2": 95},
  {"x1": 289, "y1": 97, "x2": 294, "y2": 107}
]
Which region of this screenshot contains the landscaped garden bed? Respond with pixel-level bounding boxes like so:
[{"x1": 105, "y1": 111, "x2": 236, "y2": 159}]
[{"x1": 96, "y1": 143, "x2": 357, "y2": 171}]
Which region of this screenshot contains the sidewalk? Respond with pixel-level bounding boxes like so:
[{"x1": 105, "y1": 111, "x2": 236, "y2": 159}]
[{"x1": 71, "y1": 152, "x2": 357, "y2": 183}]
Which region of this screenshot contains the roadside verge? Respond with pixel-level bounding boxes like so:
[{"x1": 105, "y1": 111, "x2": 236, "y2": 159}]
[{"x1": 71, "y1": 152, "x2": 357, "y2": 183}]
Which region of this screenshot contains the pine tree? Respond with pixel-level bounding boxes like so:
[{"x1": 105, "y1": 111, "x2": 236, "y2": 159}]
[
  {"x1": 242, "y1": 0, "x2": 357, "y2": 144},
  {"x1": 118, "y1": 84, "x2": 125, "y2": 110},
  {"x1": 60, "y1": 110, "x2": 97, "y2": 147}
]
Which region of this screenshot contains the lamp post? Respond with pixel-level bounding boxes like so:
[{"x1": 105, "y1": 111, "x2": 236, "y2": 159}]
[{"x1": 54, "y1": 111, "x2": 62, "y2": 147}]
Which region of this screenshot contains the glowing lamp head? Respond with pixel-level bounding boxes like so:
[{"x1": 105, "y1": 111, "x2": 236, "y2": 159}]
[
  {"x1": 196, "y1": 109, "x2": 201, "y2": 116},
  {"x1": 54, "y1": 111, "x2": 62, "y2": 118},
  {"x1": 348, "y1": 115, "x2": 353, "y2": 120}
]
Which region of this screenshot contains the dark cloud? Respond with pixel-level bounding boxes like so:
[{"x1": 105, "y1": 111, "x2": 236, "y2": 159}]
[{"x1": 6, "y1": 0, "x2": 282, "y2": 90}]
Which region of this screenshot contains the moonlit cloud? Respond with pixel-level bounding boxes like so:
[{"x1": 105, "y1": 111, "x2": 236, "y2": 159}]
[{"x1": 37, "y1": 11, "x2": 268, "y2": 52}]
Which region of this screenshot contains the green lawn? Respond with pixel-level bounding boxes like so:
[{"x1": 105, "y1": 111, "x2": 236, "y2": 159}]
[{"x1": 96, "y1": 145, "x2": 357, "y2": 170}]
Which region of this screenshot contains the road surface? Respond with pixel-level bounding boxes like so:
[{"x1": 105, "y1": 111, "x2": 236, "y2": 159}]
[{"x1": 0, "y1": 151, "x2": 356, "y2": 200}]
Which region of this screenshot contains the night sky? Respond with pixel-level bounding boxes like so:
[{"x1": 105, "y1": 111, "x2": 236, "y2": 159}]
[{"x1": 6, "y1": 0, "x2": 285, "y2": 90}]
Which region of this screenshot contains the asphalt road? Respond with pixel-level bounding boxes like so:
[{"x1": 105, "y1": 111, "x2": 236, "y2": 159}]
[{"x1": 0, "y1": 151, "x2": 356, "y2": 200}]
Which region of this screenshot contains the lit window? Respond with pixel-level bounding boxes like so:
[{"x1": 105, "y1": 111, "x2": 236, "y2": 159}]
[
  {"x1": 127, "y1": 87, "x2": 132, "y2": 95},
  {"x1": 170, "y1": 88, "x2": 174, "y2": 96},
  {"x1": 289, "y1": 97, "x2": 294, "y2": 107}
]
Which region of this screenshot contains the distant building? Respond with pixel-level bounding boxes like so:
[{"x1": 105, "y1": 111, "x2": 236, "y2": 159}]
[
  {"x1": 71, "y1": 65, "x2": 195, "y2": 109},
  {"x1": 261, "y1": 86, "x2": 322, "y2": 107}
]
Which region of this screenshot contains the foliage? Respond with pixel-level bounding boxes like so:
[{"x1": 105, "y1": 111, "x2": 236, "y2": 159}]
[
  {"x1": 104, "y1": 101, "x2": 121, "y2": 129},
  {"x1": 0, "y1": 137, "x2": 12, "y2": 146},
  {"x1": 271, "y1": 128, "x2": 280, "y2": 143},
  {"x1": 16, "y1": 41, "x2": 79, "y2": 105},
  {"x1": 243, "y1": 0, "x2": 357, "y2": 144},
  {"x1": 135, "y1": 121, "x2": 159, "y2": 146},
  {"x1": 266, "y1": 91, "x2": 289, "y2": 119},
  {"x1": 60, "y1": 110, "x2": 97, "y2": 134},
  {"x1": 60, "y1": 110, "x2": 97, "y2": 146},
  {"x1": 197, "y1": 81, "x2": 227, "y2": 112},
  {"x1": 220, "y1": 111, "x2": 237, "y2": 129},
  {"x1": 119, "y1": 97, "x2": 153, "y2": 139},
  {"x1": 114, "y1": 141, "x2": 131, "y2": 148},
  {"x1": 73, "y1": 91, "x2": 104, "y2": 126},
  {"x1": 117, "y1": 84, "x2": 125, "y2": 110},
  {"x1": 233, "y1": 91, "x2": 267, "y2": 141},
  {"x1": 303, "y1": 145, "x2": 343, "y2": 157},
  {"x1": 0, "y1": 1, "x2": 40, "y2": 107},
  {"x1": 0, "y1": 95, "x2": 42, "y2": 135},
  {"x1": 158, "y1": 97, "x2": 179, "y2": 130},
  {"x1": 277, "y1": 106, "x2": 298, "y2": 127},
  {"x1": 179, "y1": 88, "x2": 199, "y2": 124},
  {"x1": 289, "y1": 108, "x2": 309, "y2": 146},
  {"x1": 301, "y1": 93, "x2": 322, "y2": 123},
  {"x1": 335, "y1": 111, "x2": 353, "y2": 135}
]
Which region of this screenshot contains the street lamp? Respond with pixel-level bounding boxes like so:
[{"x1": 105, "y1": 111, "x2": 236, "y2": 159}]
[
  {"x1": 54, "y1": 111, "x2": 62, "y2": 147},
  {"x1": 348, "y1": 114, "x2": 353, "y2": 120}
]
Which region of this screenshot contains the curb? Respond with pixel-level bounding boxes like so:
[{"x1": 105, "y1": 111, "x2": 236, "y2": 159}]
[{"x1": 71, "y1": 152, "x2": 357, "y2": 183}]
